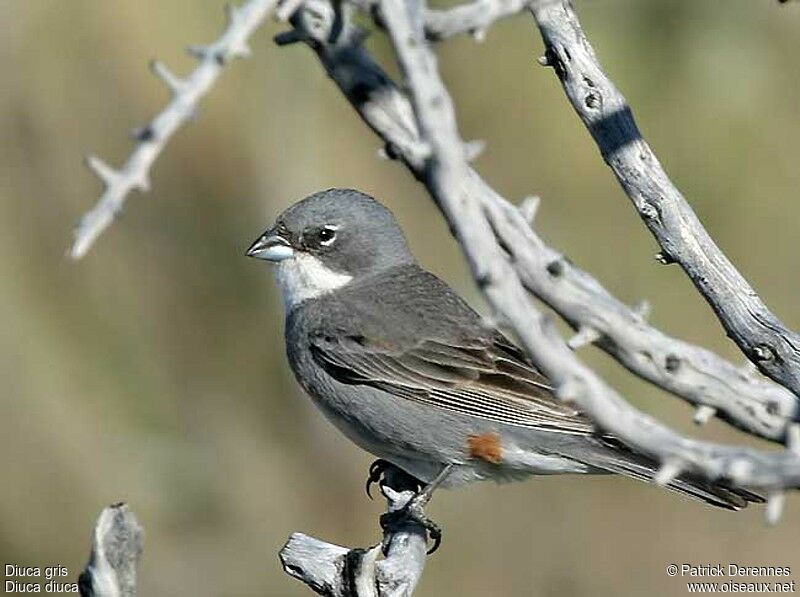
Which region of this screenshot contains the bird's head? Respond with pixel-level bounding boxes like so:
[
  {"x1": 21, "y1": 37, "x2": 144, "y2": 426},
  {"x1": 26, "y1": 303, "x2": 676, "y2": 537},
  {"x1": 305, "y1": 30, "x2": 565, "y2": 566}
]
[{"x1": 247, "y1": 188, "x2": 414, "y2": 310}]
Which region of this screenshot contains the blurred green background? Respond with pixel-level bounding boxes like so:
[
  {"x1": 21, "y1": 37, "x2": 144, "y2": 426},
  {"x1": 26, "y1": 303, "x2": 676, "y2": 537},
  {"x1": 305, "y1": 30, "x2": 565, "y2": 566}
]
[{"x1": 2, "y1": 1, "x2": 800, "y2": 595}]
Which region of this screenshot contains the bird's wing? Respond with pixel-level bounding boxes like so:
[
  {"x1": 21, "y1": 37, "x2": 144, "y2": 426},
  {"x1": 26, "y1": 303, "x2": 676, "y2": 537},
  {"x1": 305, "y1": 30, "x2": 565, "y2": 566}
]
[{"x1": 308, "y1": 330, "x2": 595, "y2": 434}]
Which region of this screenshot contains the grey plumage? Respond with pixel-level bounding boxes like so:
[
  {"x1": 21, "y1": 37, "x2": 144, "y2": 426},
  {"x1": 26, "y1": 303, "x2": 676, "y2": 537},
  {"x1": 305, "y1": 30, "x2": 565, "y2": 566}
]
[{"x1": 248, "y1": 188, "x2": 762, "y2": 510}]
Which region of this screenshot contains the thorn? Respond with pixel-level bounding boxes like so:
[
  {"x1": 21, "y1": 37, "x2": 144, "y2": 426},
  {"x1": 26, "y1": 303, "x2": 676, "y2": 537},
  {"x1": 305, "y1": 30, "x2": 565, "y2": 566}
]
[
  {"x1": 224, "y1": 3, "x2": 241, "y2": 25},
  {"x1": 727, "y1": 459, "x2": 751, "y2": 484},
  {"x1": 482, "y1": 314, "x2": 498, "y2": 329},
  {"x1": 654, "y1": 251, "x2": 675, "y2": 265},
  {"x1": 482, "y1": 310, "x2": 510, "y2": 331},
  {"x1": 275, "y1": 0, "x2": 305, "y2": 22},
  {"x1": 765, "y1": 491, "x2": 785, "y2": 525},
  {"x1": 537, "y1": 54, "x2": 550, "y2": 66},
  {"x1": 464, "y1": 139, "x2": 485, "y2": 162},
  {"x1": 519, "y1": 196, "x2": 541, "y2": 225},
  {"x1": 787, "y1": 424, "x2": 800, "y2": 454},
  {"x1": 654, "y1": 459, "x2": 683, "y2": 486},
  {"x1": 693, "y1": 405, "x2": 716, "y2": 426},
  {"x1": 470, "y1": 27, "x2": 487, "y2": 42},
  {"x1": 555, "y1": 379, "x2": 582, "y2": 402},
  {"x1": 150, "y1": 60, "x2": 184, "y2": 94},
  {"x1": 632, "y1": 299, "x2": 651, "y2": 321},
  {"x1": 187, "y1": 45, "x2": 210, "y2": 60},
  {"x1": 85, "y1": 155, "x2": 118, "y2": 186},
  {"x1": 567, "y1": 326, "x2": 600, "y2": 350}
]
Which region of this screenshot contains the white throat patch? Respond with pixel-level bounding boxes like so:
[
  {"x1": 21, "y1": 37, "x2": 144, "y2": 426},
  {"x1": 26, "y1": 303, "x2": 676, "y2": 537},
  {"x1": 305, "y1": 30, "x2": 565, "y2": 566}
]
[{"x1": 275, "y1": 252, "x2": 352, "y2": 309}]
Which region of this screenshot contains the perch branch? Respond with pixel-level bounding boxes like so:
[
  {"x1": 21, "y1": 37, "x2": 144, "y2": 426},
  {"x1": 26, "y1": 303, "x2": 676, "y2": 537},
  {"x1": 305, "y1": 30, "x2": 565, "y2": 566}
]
[
  {"x1": 280, "y1": 465, "x2": 433, "y2": 596},
  {"x1": 69, "y1": 0, "x2": 277, "y2": 259},
  {"x1": 530, "y1": 0, "x2": 800, "y2": 397},
  {"x1": 78, "y1": 503, "x2": 144, "y2": 597},
  {"x1": 281, "y1": 0, "x2": 800, "y2": 490}
]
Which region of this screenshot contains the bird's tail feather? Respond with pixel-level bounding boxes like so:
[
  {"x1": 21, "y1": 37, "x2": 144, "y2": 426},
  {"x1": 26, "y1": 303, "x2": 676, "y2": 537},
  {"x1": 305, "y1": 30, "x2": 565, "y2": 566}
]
[{"x1": 568, "y1": 440, "x2": 764, "y2": 510}]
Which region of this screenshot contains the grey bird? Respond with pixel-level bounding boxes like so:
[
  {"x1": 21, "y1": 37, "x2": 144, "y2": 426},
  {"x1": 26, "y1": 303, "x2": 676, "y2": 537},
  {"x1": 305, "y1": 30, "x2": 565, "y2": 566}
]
[{"x1": 247, "y1": 188, "x2": 761, "y2": 512}]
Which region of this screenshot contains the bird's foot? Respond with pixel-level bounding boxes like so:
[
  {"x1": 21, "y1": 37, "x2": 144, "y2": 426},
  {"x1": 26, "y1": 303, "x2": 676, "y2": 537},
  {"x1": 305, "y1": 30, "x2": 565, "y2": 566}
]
[
  {"x1": 365, "y1": 459, "x2": 423, "y2": 499},
  {"x1": 380, "y1": 500, "x2": 443, "y2": 554},
  {"x1": 377, "y1": 463, "x2": 454, "y2": 554}
]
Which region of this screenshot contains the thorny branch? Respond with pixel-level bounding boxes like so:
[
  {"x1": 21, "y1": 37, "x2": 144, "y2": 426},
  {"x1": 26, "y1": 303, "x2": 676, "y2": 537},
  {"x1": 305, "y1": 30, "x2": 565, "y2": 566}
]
[
  {"x1": 69, "y1": 0, "x2": 277, "y2": 259},
  {"x1": 530, "y1": 0, "x2": 800, "y2": 398}
]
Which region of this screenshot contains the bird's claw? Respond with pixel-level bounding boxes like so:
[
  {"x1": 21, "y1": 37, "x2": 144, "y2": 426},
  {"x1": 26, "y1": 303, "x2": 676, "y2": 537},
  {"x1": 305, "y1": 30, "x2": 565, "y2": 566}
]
[
  {"x1": 379, "y1": 496, "x2": 443, "y2": 555},
  {"x1": 368, "y1": 461, "x2": 453, "y2": 554},
  {"x1": 366, "y1": 459, "x2": 387, "y2": 499},
  {"x1": 365, "y1": 459, "x2": 422, "y2": 499}
]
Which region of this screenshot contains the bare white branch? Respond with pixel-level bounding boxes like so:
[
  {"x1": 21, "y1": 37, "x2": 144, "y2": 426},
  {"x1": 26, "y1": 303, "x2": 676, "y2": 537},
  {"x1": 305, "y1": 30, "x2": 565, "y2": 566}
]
[
  {"x1": 530, "y1": 0, "x2": 800, "y2": 398},
  {"x1": 78, "y1": 503, "x2": 144, "y2": 597},
  {"x1": 69, "y1": 0, "x2": 277, "y2": 259}
]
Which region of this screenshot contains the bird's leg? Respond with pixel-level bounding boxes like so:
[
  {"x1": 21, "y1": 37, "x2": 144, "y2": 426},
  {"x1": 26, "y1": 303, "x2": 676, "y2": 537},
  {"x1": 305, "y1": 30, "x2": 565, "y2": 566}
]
[
  {"x1": 365, "y1": 458, "x2": 424, "y2": 499},
  {"x1": 379, "y1": 463, "x2": 453, "y2": 554}
]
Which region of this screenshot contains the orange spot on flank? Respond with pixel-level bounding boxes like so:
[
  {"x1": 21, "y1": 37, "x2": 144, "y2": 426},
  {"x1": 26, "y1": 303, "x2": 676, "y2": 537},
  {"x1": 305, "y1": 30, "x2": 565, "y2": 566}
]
[{"x1": 467, "y1": 432, "x2": 503, "y2": 464}]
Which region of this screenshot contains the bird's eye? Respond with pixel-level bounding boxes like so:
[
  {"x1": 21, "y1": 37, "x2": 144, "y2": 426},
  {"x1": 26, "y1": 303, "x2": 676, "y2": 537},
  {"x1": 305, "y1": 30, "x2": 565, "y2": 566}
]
[{"x1": 318, "y1": 226, "x2": 337, "y2": 245}]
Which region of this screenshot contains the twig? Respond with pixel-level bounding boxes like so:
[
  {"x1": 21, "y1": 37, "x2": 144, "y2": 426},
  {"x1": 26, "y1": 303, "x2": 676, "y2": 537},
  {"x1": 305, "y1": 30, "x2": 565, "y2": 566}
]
[
  {"x1": 486, "y1": 196, "x2": 798, "y2": 442},
  {"x1": 530, "y1": 0, "x2": 800, "y2": 397},
  {"x1": 280, "y1": 465, "x2": 433, "y2": 596},
  {"x1": 281, "y1": 0, "x2": 800, "y2": 490},
  {"x1": 423, "y1": 0, "x2": 533, "y2": 41},
  {"x1": 69, "y1": 0, "x2": 277, "y2": 259},
  {"x1": 78, "y1": 503, "x2": 144, "y2": 597},
  {"x1": 350, "y1": 0, "x2": 532, "y2": 41}
]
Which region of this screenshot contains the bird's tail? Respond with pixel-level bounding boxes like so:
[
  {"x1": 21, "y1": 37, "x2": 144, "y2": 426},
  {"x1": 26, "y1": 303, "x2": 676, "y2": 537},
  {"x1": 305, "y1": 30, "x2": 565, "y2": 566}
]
[{"x1": 566, "y1": 437, "x2": 764, "y2": 510}]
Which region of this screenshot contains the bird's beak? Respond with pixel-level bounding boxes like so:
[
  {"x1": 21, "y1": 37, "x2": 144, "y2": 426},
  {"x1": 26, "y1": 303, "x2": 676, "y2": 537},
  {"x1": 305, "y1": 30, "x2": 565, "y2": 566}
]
[{"x1": 246, "y1": 229, "x2": 294, "y2": 262}]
